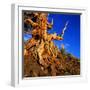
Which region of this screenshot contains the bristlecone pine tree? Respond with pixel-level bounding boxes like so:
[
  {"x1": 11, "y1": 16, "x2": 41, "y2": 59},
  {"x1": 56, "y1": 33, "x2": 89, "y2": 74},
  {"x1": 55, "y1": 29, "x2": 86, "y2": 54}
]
[{"x1": 24, "y1": 12, "x2": 80, "y2": 77}]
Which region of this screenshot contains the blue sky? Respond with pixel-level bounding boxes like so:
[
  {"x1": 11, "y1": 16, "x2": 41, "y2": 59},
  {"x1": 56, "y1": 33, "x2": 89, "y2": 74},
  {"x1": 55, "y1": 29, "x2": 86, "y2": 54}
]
[
  {"x1": 24, "y1": 13, "x2": 80, "y2": 58},
  {"x1": 48, "y1": 13, "x2": 80, "y2": 58}
]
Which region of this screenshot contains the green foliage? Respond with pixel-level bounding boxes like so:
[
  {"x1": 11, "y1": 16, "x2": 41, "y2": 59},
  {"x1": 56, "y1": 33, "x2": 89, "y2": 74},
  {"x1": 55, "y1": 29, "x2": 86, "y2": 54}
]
[
  {"x1": 67, "y1": 53, "x2": 73, "y2": 58},
  {"x1": 61, "y1": 48, "x2": 66, "y2": 55}
]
